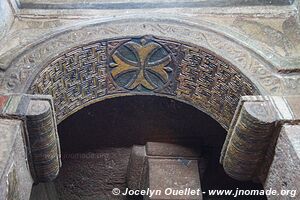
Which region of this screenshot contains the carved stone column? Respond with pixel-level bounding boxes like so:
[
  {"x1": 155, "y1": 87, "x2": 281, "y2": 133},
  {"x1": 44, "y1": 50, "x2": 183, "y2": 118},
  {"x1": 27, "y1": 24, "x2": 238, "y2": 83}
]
[
  {"x1": 220, "y1": 96, "x2": 297, "y2": 182},
  {"x1": 0, "y1": 94, "x2": 61, "y2": 188}
]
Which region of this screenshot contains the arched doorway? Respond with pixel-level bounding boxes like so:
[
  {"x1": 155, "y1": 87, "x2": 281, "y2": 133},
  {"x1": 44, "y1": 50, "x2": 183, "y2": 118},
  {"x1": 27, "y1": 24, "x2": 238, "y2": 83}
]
[
  {"x1": 53, "y1": 95, "x2": 266, "y2": 200},
  {"x1": 16, "y1": 22, "x2": 271, "y2": 200}
]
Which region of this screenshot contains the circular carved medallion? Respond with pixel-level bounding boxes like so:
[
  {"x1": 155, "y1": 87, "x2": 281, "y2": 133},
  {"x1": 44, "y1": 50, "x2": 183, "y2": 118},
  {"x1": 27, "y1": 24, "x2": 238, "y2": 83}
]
[{"x1": 108, "y1": 37, "x2": 175, "y2": 92}]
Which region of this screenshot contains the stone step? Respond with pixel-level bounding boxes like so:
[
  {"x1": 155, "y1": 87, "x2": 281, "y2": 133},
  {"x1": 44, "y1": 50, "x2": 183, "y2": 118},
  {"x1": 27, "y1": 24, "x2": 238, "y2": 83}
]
[
  {"x1": 145, "y1": 158, "x2": 202, "y2": 200},
  {"x1": 127, "y1": 142, "x2": 203, "y2": 200}
]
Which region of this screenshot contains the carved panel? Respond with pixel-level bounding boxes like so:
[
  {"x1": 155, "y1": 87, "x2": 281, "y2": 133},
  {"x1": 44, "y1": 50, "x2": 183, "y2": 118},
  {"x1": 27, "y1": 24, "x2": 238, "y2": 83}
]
[
  {"x1": 31, "y1": 42, "x2": 107, "y2": 120},
  {"x1": 107, "y1": 38, "x2": 176, "y2": 93},
  {"x1": 1, "y1": 19, "x2": 284, "y2": 95},
  {"x1": 176, "y1": 46, "x2": 257, "y2": 127},
  {"x1": 233, "y1": 18, "x2": 294, "y2": 57},
  {"x1": 30, "y1": 36, "x2": 258, "y2": 128}
]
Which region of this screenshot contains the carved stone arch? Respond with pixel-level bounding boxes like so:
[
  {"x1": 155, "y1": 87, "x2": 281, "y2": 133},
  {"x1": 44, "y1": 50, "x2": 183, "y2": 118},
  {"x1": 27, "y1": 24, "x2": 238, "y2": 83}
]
[
  {"x1": 0, "y1": 17, "x2": 282, "y2": 128},
  {"x1": 27, "y1": 34, "x2": 262, "y2": 129},
  {"x1": 1, "y1": 17, "x2": 282, "y2": 93}
]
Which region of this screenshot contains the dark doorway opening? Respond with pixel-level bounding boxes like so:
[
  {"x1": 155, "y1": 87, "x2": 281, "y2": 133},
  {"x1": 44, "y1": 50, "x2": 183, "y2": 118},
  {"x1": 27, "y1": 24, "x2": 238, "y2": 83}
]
[{"x1": 52, "y1": 96, "x2": 266, "y2": 200}]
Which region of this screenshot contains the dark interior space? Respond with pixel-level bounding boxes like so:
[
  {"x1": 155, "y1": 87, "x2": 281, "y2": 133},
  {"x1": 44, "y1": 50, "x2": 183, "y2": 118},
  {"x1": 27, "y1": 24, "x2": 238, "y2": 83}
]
[
  {"x1": 55, "y1": 95, "x2": 266, "y2": 200},
  {"x1": 58, "y1": 95, "x2": 225, "y2": 152}
]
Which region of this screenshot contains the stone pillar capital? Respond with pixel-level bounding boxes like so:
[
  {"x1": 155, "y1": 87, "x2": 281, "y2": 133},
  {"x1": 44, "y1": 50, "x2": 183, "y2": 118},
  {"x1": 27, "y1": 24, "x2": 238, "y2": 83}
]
[
  {"x1": 0, "y1": 93, "x2": 61, "y2": 183},
  {"x1": 221, "y1": 95, "x2": 300, "y2": 181}
]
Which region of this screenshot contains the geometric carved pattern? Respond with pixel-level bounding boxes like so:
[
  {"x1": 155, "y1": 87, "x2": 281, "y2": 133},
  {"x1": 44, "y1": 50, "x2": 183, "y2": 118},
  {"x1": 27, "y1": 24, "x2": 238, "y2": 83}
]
[
  {"x1": 31, "y1": 42, "x2": 107, "y2": 120},
  {"x1": 30, "y1": 36, "x2": 258, "y2": 128},
  {"x1": 176, "y1": 47, "x2": 258, "y2": 127}
]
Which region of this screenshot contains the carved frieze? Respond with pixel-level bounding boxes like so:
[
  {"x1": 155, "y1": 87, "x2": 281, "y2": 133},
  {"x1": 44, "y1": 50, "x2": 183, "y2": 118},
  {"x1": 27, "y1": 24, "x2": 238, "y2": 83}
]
[
  {"x1": 30, "y1": 36, "x2": 258, "y2": 128},
  {"x1": 0, "y1": 19, "x2": 288, "y2": 97},
  {"x1": 31, "y1": 42, "x2": 107, "y2": 120},
  {"x1": 176, "y1": 46, "x2": 257, "y2": 127},
  {"x1": 233, "y1": 18, "x2": 294, "y2": 57}
]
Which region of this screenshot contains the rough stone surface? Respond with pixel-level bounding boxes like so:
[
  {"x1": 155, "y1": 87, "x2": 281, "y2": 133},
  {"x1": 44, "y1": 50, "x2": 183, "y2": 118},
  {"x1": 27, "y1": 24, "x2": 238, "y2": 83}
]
[
  {"x1": 0, "y1": 94, "x2": 61, "y2": 183},
  {"x1": 0, "y1": 119, "x2": 33, "y2": 200},
  {"x1": 285, "y1": 96, "x2": 300, "y2": 119},
  {"x1": 127, "y1": 145, "x2": 146, "y2": 190},
  {"x1": 0, "y1": 0, "x2": 14, "y2": 40},
  {"x1": 1, "y1": 3, "x2": 300, "y2": 141},
  {"x1": 18, "y1": 0, "x2": 295, "y2": 10},
  {"x1": 127, "y1": 142, "x2": 203, "y2": 199},
  {"x1": 26, "y1": 99, "x2": 61, "y2": 182},
  {"x1": 146, "y1": 142, "x2": 200, "y2": 157},
  {"x1": 222, "y1": 100, "x2": 277, "y2": 181},
  {"x1": 27, "y1": 35, "x2": 258, "y2": 130},
  {"x1": 30, "y1": 182, "x2": 58, "y2": 200},
  {"x1": 264, "y1": 125, "x2": 300, "y2": 199},
  {"x1": 221, "y1": 95, "x2": 298, "y2": 181},
  {"x1": 54, "y1": 148, "x2": 131, "y2": 200},
  {"x1": 2, "y1": 5, "x2": 300, "y2": 98},
  {"x1": 0, "y1": 1, "x2": 300, "y2": 200},
  {"x1": 146, "y1": 158, "x2": 202, "y2": 200}
]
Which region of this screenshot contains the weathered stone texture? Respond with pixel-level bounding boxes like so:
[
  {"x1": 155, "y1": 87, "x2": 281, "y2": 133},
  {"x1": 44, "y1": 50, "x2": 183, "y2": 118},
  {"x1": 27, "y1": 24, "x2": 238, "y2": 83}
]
[
  {"x1": 264, "y1": 125, "x2": 300, "y2": 199},
  {"x1": 17, "y1": 0, "x2": 295, "y2": 10},
  {"x1": 146, "y1": 158, "x2": 202, "y2": 200},
  {"x1": 0, "y1": 94, "x2": 61, "y2": 183},
  {"x1": 0, "y1": 119, "x2": 33, "y2": 200},
  {"x1": 26, "y1": 99, "x2": 61, "y2": 182},
  {"x1": 221, "y1": 95, "x2": 297, "y2": 182},
  {"x1": 0, "y1": 0, "x2": 299, "y2": 99},
  {"x1": 54, "y1": 148, "x2": 131, "y2": 200},
  {"x1": 0, "y1": 1, "x2": 300, "y2": 200},
  {"x1": 127, "y1": 145, "x2": 146, "y2": 190},
  {"x1": 127, "y1": 142, "x2": 203, "y2": 200},
  {"x1": 222, "y1": 101, "x2": 277, "y2": 181},
  {"x1": 0, "y1": 0, "x2": 14, "y2": 40},
  {"x1": 0, "y1": 17, "x2": 286, "y2": 97},
  {"x1": 285, "y1": 96, "x2": 300, "y2": 119}
]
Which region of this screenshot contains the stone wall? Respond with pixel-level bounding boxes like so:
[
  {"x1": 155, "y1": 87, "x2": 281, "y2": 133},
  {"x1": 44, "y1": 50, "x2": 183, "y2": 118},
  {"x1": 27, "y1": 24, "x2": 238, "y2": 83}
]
[
  {"x1": 264, "y1": 125, "x2": 300, "y2": 199},
  {"x1": 0, "y1": 0, "x2": 14, "y2": 40},
  {"x1": 17, "y1": 0, "x2": 295, "y2": 9},
  {"x1": 0, "y1": 119, "x2": 33, "y2": 200}
]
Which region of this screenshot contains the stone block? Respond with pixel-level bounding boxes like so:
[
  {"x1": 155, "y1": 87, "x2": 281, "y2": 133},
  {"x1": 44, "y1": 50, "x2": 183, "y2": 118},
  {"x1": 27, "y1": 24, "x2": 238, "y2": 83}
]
[
  {"x1": 127, "y1": 142, "x2": 203, "y2": 199},
  {"x1": 145, "y1": 158, "x2": 202, "y2": 200},
  {"x1": 0, "y1": 119, "x2": 33, "y2": 200},
  {"x1": 127, "y1": 145, "x2": 146, "y2": 190},
  {"x1": 146, "y1": 142, "x2": 199, "y2": 158}
]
